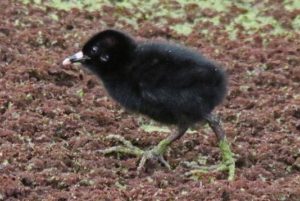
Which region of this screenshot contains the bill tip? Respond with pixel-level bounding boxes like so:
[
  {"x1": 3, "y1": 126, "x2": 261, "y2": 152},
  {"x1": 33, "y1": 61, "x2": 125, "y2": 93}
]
[{"x1": 62, "y1": 58, "x2": 71, "y2": 66}]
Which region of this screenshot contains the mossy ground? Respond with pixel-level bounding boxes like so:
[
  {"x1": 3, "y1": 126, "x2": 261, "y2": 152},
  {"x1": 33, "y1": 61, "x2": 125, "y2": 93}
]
[{"x1": 1, "y1": 0, "x2": 299, "y2": 200}]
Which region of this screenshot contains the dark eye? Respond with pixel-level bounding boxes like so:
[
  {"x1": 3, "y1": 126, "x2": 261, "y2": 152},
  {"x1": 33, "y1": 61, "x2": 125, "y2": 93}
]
[{"x1": 91, "y1": 46, "x2": 99, "y2": 55}]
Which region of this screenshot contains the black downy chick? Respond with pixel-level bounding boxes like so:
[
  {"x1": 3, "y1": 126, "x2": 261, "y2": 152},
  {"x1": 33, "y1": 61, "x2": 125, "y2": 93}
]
[{"x1": 63, "y1": 29, "x2": 235, "y2": 180}]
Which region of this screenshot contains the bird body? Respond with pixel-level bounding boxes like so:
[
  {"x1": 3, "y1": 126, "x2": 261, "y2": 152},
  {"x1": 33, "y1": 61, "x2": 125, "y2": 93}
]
[
  {"x1": 63, "y1": 29, "x2": 235, "y2": 180},
  {"x1": 81, "y1": 35, "x2": 227, "y2": 126}
]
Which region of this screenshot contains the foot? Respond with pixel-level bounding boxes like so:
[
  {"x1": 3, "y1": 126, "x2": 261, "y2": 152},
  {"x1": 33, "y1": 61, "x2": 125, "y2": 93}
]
[
  {"x1": 184, "y1": 138, "x2": 235, "y2": 181},
  {"x1": 98, "y1": 134, "x2": 171, "y2": 173},
  {"x1": 137, "y1": 139, "x2": 171, "y2": 172}
]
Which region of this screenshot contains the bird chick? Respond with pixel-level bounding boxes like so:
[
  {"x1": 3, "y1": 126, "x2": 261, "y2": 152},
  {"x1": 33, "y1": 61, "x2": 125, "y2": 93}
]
[{"x1": 63, "y1": 29, "x2": 235, "y2": 180}]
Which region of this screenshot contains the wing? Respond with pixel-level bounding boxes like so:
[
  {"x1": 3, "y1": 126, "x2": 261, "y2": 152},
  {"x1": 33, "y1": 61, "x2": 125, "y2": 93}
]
[
  {"x1": 139, "y1": 70, "x2": 211, "y2": 111},
  {"x1": 137, "y1": 64, "x2": 221, "y2": 120}
]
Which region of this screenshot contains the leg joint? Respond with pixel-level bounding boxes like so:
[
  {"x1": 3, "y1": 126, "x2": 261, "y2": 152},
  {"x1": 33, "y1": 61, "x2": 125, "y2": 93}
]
[{"x1": 205, "y1": 114, "x2": 221, "y2": 126}]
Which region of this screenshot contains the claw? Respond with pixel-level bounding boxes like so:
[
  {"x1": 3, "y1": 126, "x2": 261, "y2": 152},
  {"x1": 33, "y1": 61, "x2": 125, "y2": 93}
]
[{"x1": 137, "y1": 149, "x2": 171, "y2": 174}]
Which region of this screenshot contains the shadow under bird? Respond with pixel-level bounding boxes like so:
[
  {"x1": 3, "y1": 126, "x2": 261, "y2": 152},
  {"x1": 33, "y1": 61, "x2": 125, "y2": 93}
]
[{"x1": 63, "y1": 29, "x2": 235, "y2": 180}]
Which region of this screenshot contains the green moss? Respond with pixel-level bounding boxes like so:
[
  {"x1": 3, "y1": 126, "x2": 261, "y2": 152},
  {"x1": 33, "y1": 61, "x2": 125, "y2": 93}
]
[
  {"x1": 292, "y1": 15, "x2": 300, "y2": 30},
  {"x1": 284, "y1": 0, "x2": 300, "y2": 11},
  {"x1": 21, "y1": 0, "x2": 110, "y2": 11},
  {"x1": 140, "y1": 124, "x2": 170, "y2": 133},
  {"x1": 171, "y1": 23, "x2": 193, "y2": 36},
  {"x1": 50, "y1": 13, "x2": 59, "y2": 21},
  {"x1": 19, "y1": 0, "x2": 297, "y2": 38},
  {"x1": 177, "y1": 0, "x2": 231, "y2": 12},
  {"x1": 76, "y1": 89, "x2": 84, "y2": 98}
]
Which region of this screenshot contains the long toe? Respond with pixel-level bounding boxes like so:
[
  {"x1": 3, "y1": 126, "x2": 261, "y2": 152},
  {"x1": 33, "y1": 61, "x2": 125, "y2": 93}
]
[
  {"x1": 97, "y1": 134, "x2": 144, "y2": 157},
  {"x1": 184, "y1": 138, "x2": 235, "y2": 181},
  {"x1": 157, "y1": 155, "x2": 171, "y2": 170},
  {"x1": 184, "y1": 155, "x2": 235, "y2": 180},
  {"x1": 185, "y1": 159, "x2": 235, "y2": 181}
]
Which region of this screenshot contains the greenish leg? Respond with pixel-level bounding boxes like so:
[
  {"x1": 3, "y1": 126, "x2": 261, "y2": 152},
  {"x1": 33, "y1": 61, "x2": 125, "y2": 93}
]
[
  {"x1": 185, "y1": 114, "x2": 235, "y2": 180},
  {"x1": 98, "y1": 125, "x2": 188, "y2": 174},
  {"x1": 219, "y1": 137, "x2": 235, "y2": 180}
]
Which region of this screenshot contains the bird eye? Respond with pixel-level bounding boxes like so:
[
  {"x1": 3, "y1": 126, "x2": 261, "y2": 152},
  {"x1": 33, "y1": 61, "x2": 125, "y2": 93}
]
[{"x1": 91, "y1": 46, "x2": 99, "y2": 55}]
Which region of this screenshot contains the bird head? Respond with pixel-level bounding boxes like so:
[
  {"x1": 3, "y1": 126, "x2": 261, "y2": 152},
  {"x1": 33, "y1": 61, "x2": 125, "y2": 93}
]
[{"x1": 63, "y1": 29, "x2": 136, "y2": 74}]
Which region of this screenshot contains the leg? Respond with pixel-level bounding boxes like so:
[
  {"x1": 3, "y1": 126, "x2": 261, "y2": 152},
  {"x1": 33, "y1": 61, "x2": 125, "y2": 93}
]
[
  {"x1": 98, "y1": 125, "x2": 188, "y2": 173},
  {"x1": 186, "y1": 114, "x2": 235, "y2": 180},
  {"x1": 205, "y1": 114, "x2": 225, "y2": 141}
]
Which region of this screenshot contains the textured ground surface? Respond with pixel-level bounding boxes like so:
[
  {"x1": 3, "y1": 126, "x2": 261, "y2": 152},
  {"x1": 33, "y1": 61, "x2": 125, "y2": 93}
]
[{"x1": 0, "y1": 1, "x2": 300, "y2": 200}]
